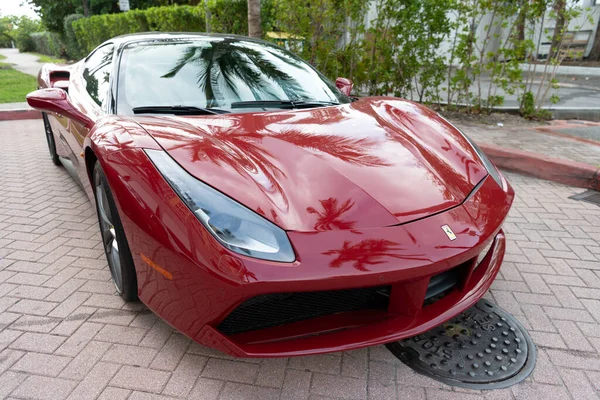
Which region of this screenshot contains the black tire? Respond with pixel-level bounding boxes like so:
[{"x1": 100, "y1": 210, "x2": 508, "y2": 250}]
[
  {"x1": 42, "y1": 112, "x2": 61, "y2": 166},
  {"x1": 93, "y1": 161, "x2": 138, "y2": 301}
]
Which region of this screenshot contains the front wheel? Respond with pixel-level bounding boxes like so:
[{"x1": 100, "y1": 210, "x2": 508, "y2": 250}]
[
  {"x1": 93, "y1": 161, "x2": 138, "y2": 301},
  {"x1": 42, "y1": 112, "x2": 61, "y2": 166}
]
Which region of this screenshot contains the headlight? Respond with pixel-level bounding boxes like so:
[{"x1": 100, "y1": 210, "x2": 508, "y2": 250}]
[
  {"x1": 437, "y1": 114, "x2": 503, "y2": 187},
  {"x1": 145, "y1": 149, "x2": 296, "y2": 263},
  {"x1": 464, "y1": 137, "x2": 503, "y2": 187}
]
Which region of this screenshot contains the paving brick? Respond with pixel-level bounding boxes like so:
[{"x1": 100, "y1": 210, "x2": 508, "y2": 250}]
[
  {"x1": 97, "y1": 386, "x2": 131, "y2": 400},
  {"x1": 94, "y1": 323, "x2": 148, "y2": 345},
  {"x1": 11, "y1": 375, "x2": 78, "y2": 400},
  {"x1": 532, "y1": 349, "x2": 564, "y2": 385},
  {"x1": 8, "y1": 298, "x2": 58, "y2": 316},
  {"x1": 544, "y1": 306, "x2": 596, "y2": 323},
  {"x1": 9, "y1": 331, "x2": 66, "y2": 353},
  {"x1": 59, "y1": 340, "x2": 111, "y2": 380},
  {"x1": 11, "y1": 352, "x2": 71, "y2": 377},
  {"x1": 311, "y1": 372, "x2": 367, "y2": 400},
  {"x1": 110, "y1": 365, "x2": 170, "y2": 393},
  {"x1": 281, "y1": 369, "x2": 312, "y2": 400},
  {"x1": 66, "y1": 362, "x2": 120, "y2": 400},
  {"x1": 55, "y1": 322, "x2": 104, "y2": 357},
  {"x1": 102, "y1": 343, "x2": 158, "y2": 367},
  {"x1": 163, "y1": 354, "x2": 207, "y2": 397},
  {"x1": 288, "y1": 354, "x2": 342, "y2": 374},
  {"x1": 553, "y1": 320, "x2": 595, "y2": 352},
  {"x1": 201, "y1": 358, "x2": 259, "y2": 384},
  {"x1": 0, "y1": 371, "x2": 28, "y2": 399},
  {"x1": 4, "y1": 123, "x2": 600, "y2": 399},
  {"x1": 188, "y1": 377, "x2": 224, "y2": 400},
  {"x1": 10, "y1": 314, "x2": 61, "y2": 333},
  {"x1": 548, "y1": 284, "x2": 584, "y2": 309},
  {"x1": 219, "y1": 382, "x2": 280, "y2": 400},
  {"x1": 521, "y1": 304, "x2": 556, "y2": 332},
  {"x1": 149, "y1": 333, "x2": 189, "y2": 371},
  {"x1": 558, "y1": 368, "x2": 598, "y2": 400}
]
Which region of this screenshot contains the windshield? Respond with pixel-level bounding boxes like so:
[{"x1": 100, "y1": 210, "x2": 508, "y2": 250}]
[{"x1": 116, "y1": 38, "x2": 350, "y2": 115}]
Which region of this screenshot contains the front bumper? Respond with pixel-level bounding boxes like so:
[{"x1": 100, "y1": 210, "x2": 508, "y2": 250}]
[
  {"x1": 103, "y1": 148, "x2": 514, "y2": 358},
  {"x1": 197, "y1": 230, "x2": 506, "y2": 357}
]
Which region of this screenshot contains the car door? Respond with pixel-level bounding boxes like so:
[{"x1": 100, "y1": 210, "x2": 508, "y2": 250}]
[{"x1": 64, "y1": 43, "x2": 115, "y2": 193}]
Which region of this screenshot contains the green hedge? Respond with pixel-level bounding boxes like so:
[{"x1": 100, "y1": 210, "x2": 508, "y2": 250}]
[
  {"x1": 30, "y1": 31, "x2": 65, "y2": 58},
  {"x1": 145, "y1": 5, "x2": 205, "y2": 32},
  {"x1": 70, "y1": 2, "x2": 254, "y2": 55},
  {"x1": 72, "y1": 9, "x2": 149, "y2": 54},
  {"x1": 63, "y1": 14, "x2": 85, "y2": 59},
  {"x1": 208, "y1": 0, "x2": 247, "y2": 35}
]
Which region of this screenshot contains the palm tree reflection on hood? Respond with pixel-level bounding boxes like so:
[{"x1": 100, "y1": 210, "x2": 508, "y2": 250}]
[
  {"x1": 323, "y1": 239, "x2": 430, "y2": 271},
  {"x1": 160, "y1": 39, "x2": 309, "y2": 106},
  {"x1": 307, "y1": 198, "x2": 357, "y2": 231}
]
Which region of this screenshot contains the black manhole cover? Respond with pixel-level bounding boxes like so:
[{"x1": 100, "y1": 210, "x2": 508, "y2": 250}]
[
  {"x1": 386, "y1": 299, "x2": 536, "y2": 390},
  {"x1": 570, "y1": 190, "x2": 600, "y2": 207}
]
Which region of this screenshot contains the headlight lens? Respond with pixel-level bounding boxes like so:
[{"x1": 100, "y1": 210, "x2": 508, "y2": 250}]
[
  {"x1": 145, "y1": 149, "x2": 296, "y2": 263},
  {"x1": 464, "y1": 137, "x2": 503, "y2": 187}
]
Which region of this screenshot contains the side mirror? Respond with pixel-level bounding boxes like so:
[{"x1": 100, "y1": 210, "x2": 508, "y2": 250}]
[
  {"x1": 26, "y1": 88, "x2": 94, "y2": 129},
  {"x1": 335, "y1": 77, "x2": 354, "y2": 96}
]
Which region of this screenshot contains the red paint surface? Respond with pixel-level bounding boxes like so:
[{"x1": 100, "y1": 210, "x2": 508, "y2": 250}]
[{"x1": 25, "y1": 47, "x2": 515, "y2": 357}]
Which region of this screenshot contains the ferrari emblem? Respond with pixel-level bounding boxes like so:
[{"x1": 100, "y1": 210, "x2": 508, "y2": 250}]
[{"x1": 441, "y1": 225, "x2": 457, "y2": 241}]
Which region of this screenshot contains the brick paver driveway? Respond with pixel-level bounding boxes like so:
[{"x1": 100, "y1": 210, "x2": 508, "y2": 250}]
[{"x1": 1, "y1": 119, "x2": 600, "y2": 400}]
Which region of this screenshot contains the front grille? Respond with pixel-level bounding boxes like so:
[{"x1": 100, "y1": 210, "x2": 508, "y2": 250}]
[
  {"x1": 217, "y1": 286, "x2": 391, "y2": 336},
  {"x1": 422, "y1": 265, "x2": 464, "y2": 307}
]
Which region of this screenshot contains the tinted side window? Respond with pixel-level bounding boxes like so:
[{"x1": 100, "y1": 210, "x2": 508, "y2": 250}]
[{"x1": 83, "y1": 44, "x2": 114, "y2": 106}]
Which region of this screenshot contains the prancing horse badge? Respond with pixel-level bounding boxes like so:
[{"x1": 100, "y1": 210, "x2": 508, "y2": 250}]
[{"x1": 441, "y1": 225, "x2": 457, "y2": 241}]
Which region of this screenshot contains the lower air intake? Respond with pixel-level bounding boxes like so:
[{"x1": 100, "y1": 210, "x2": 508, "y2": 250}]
[{"x1": 217, "y1": 286, "x2": 391, "y2": 336}]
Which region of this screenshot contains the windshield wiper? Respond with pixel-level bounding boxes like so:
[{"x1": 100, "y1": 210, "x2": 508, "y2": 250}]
[
  {"x1": 230, "y1": 100, "x2": 339, "y2": 109},
  {"x1": 132, "y1": 106, "x2": 229, "y2": 115}
]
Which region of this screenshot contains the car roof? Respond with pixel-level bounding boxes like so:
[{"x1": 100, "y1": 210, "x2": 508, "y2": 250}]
[{"x1": 108, "y1": 32, "x2": 268, "y2": 48}]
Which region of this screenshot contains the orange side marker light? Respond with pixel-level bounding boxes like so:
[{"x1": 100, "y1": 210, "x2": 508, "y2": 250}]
[{"x1": 140, "y1": 253, "x2": 173, "y2": 280}]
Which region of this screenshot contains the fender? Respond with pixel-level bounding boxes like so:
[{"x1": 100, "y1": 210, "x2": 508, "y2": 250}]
[{"x1": 82, "y1": 115, "x2": 162, "y2": 202}]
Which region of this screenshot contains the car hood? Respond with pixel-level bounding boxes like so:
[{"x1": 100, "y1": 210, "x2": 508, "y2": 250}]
[{"x1": 134, "y1": 97, "x2": 488, "y2": 232}]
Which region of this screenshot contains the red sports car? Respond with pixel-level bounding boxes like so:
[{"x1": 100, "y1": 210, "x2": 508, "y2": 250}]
[{"x1": 26, "y1": 32, "x2": 513, "y2": 357}]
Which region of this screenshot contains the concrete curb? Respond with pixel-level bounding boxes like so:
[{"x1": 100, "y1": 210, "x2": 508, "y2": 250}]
[
  {"x1": 0, "y1": 109, "x2": 41, "y2": 121},
  {"x1": 480, "y1": 143, "x2": 600, "y2": 191}
]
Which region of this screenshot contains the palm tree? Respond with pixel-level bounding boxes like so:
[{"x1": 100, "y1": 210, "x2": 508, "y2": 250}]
[
  {"x1": 247, "y1": 0, "x2": 262, "y2": 38},
  {"x1": 161, "y1": 39, "x2": 308, "y2": 106}
]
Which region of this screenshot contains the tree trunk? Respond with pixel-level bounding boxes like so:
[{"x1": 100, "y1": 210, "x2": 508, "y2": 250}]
[
  {"x1": 82, "y1": 0, "x2": 90, "y2": 16},
  {"x1": 247, "y1": 0, "x2": 262, "y2": 38},
  {"x1": 589, "y1": 21, "x2": 600, "y2": 60},
  {"x1": 549, "y1": 0, "x2": 566, "y2": 59},
  {"x1": 515, "y1": 0, "x2": 527, "y2": 60},
  {"x1": 205, "y1": 0, "x2": 211, "y2": 32}
]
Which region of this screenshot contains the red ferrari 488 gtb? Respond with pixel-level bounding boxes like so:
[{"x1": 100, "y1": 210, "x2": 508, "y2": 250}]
[{"x1": 27, "y1": 32, "x2": 514, "y2": 357}]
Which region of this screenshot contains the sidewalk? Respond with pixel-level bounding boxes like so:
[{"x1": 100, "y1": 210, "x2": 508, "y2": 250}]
[
  {"x1": 0, "y1": 48, "x2": 44, "y2": 77},
  {"x1": 457, "y1": 120, "x2": 600, "y2": 191},
  {"x1": 1, "y1": 119, "x2": 600, "y2": 399},
  {"x1": 458, "y1": 121, "x2": 600, "y2": 166}
]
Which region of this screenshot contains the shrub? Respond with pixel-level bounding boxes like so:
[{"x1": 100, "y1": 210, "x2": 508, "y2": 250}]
[
  {"x1": 13, "y1": 16, "x2": 42, "y2": 53},
  {"x1": 30, "y1": 31, "x2": 65, "y2": 58},
  {"x1": 63, "y1": 14, "x2": 85, "y2": 59},
  {"x1": 207, "y1": 0, "x2": 247, "y2": 35},
  {"x1": 145, "y1": 5, "x2": 205, "y2": 32},
  {"x1": 72, "y1": 9, "x2": 149, "y2": 54}
]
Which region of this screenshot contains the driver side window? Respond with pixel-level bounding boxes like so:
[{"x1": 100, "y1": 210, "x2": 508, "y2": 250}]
[{"x1": 83, "y1": 44, "x2": 114, "y2": 107}]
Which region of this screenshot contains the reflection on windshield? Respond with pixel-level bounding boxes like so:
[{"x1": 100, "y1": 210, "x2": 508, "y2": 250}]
[{"x1": 117, "y1": 38, "x2": 349, "y2": 114}]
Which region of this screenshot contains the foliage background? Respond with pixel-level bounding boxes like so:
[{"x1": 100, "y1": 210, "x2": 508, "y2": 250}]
[{"x1": 2, "y1": 0, "x2": 590, "y2": 117}]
